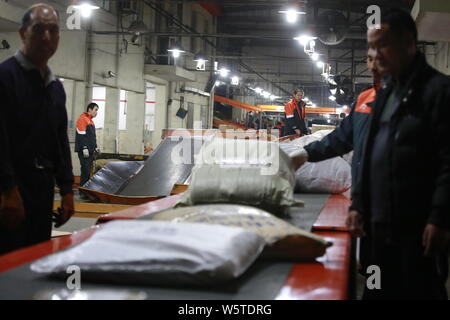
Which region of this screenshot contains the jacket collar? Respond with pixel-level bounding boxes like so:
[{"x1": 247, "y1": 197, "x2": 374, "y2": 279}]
[
  {"x1": 291, "y1": 98, "x2": 304, "y2": 105},
  {"x1": 14, "y1": 50, "x2": 56, "y2": 87},
  {"x1": 84, "y1": 112, "x2": 93, "y2": 120}
]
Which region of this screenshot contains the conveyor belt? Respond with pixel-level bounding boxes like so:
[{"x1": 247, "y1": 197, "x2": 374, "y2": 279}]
[
  {"x1": 119, "y1": 136, "x2": 206, "y2": 196},
  {"x1": 81, "y1": 136, "x2": 210, "y2": 201},
  {"x1": 0, "y1": 260, "x2": 293, "y2": 300},
  {"x1": 83, "y1": 161, "x2": 144, "y2": 194},
  {"x1": 0, "y1": 194, "x2": 329, "y2": 300}
]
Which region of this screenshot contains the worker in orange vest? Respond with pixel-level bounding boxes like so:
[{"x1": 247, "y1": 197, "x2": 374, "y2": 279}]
[{"x1": 284, "y1": 88, "x2": 307, "y2": 136}]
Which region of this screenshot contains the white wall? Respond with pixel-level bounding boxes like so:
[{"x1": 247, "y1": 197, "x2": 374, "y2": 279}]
[
  {"x1": 0, "y1": 0, "x2": 217, "y2": 171},
  {"x1": 432, "y1": 42, "x2": 450, "y2": 75}
]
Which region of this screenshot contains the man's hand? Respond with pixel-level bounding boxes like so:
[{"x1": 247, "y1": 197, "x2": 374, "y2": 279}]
[
  {"x1": 95, "y1": 147, "x2": 100, "y2": 155},
  {"x1": 294, "y1": 129, "x2": 301, "y2": 136},
  {"x1": 290, "y1": 148, "x2": 309, "y2": 171},
  {"x1": 82, "y1": 148, "x2": 89, "y2": 158},
  {"x1": 346, "y1": 210, "x2": 365, "y2": 237},
  {"x1": 0, "y1": 186, "x2": 25, "y2": 230},
  {"x1": 53, "y1": 193, "x2": 74, "y2": 228},
  {"x1": 422, "y1": 224, "x2": 450, "y2": 257}
]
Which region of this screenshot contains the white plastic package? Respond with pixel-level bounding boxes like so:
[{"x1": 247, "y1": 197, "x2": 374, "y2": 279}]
[
  {"x1": 295, "y1": 159, "x2": 352, "y2": 193},
  {"x1": 30, "y1": 221, "x2": 266, "y2": 286},
  {"x1": 178, "y1": 138, "x2": 296, "y2": 215},
  {"x1": 280, "y1": 130, "x2": 352, "y2": 194}
]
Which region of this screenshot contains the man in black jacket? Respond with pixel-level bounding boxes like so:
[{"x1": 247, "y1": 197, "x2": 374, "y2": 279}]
[
  {"x1": 0, "y1": 4, "x2": 74, "y2": 254},
  {"x1": 348, "y1": 8, "x2": 450, "y2": 299}
]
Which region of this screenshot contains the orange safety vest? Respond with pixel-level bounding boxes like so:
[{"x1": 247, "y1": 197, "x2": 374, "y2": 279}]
[{"x1": 284, "y1": 98, "x2": 306, "y2": 120}]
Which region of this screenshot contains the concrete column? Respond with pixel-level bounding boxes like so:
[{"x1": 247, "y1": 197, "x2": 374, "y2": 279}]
[
  {"x1": 120, "y1": 91, "x2": 145, "y2": 155},
  {"x1": 153, "y1": 84, "x2": 168, "y2": 148},
  {"x1": 104, "y1": 87, "x2": 120, "y2": 153}
]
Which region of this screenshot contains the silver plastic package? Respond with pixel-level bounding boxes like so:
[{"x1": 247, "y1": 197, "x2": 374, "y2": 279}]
[
  {"x1": 150, "y1": 204, "x2": 332, "y2": 261},
  {"x1": 30, "y1": 221, "x2": 265, "y2": 286},
  {"x1": 280, "y1": 131, "x2": 352, "y2": 194},
  {"x1": 178, "y1": 138, "x2": 296, "y2": 215}
]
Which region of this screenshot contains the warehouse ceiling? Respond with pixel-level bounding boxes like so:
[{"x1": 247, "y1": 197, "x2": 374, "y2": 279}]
[{"x1": 191, "y1": 0, "x2": 416, "y2": 104}]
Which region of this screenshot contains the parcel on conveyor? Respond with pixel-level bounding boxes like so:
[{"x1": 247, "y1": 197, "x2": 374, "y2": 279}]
[{"x1": 178, "y1": 137, "x2": 297, "y2": 216}]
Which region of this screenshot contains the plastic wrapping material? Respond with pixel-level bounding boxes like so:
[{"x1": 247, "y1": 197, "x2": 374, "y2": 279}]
[
  {"x1": 178, "y1": 138, "x2": 296, "y2": 216},
  {"x1": 280, "y1": 131, "x2": 352, "y2": 194},
  {"x1": 30, "y1": 221, "x2": 265, "y2": 286},
  {"x1": 295, "y1": 159, "x2": 351, "y2": 193},
  {"x1": 342, "y1": 151, "x2": 353, "y2": 166},
  {"x1": 150, "y1": 204, "x2": 331, "y2": 261}
]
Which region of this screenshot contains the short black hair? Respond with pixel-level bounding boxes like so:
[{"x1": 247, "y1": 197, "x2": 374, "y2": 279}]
[
  {"x1": 293, "y1": 88, "x2": 304, "y2": 95},
  {"x1": 86, "y1": 103, "x2": 99, "y2": 112},
  {"x1": 381, "y1": 8, "x2": 418, "y2": 43},
  {"x1": 21, "y1": 5, "x2": 60, "y2": 30}
]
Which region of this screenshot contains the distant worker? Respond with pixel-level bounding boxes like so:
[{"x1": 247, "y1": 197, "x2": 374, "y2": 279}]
[
  {"x1": 75, "y1": 103, "x2": 99, "y2": 189},
  {"x1": 284, "y1": 88, "x2": 307, "y2": 136}
]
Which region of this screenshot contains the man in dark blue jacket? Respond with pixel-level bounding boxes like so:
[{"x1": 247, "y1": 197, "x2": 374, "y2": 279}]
[
  {"x1": 0, "y1": 4, "x2": 74, "y2": 254},
  {"x1": 348, "y1": 8, "x2": 450, "y2": 299}
]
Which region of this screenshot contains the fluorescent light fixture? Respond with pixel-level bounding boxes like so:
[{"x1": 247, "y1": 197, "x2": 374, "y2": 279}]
[
  {"x1": 279, "y1": 9, "x2": 306, "y2": 24},
  {"x1": 74, "y1": 3, "x2": 100, "y2": 18},
  {"x1": 219, "y1": 68, "x2": 230, "y2": 78},
  {"x1": 312, "y1": 103, "x2": 317, "y2": 108},
  {"x1": 329, "y1": 95, "x2": 336, "y2": 101},
  {"x1": 304, "y1": 97, "x2": 309, "y2": 101},
  {"x1": 255, "y1": 87, "x2": 262, "y2": 94},
  {"x1": 279, "y1": 9, "x2": 306, "y2": 23},
  {"x1": 231, "y1": 76, "x2": 239, "y2": 85},
  {"x1": 193, "y1": 52, "x2": 208, "y2": 62},
  {"x1": 168, "y1": 49, "x2": 184, "y2": 58},
  {"x1": 317, "y1": 61, "x2": 324, "y2": 68},
  {"x1": 311, "y1": 52, "x2": 319, "y2": 61},
  {"x1": 262, "y1": 91, "x2": 271, "y2": 98},
  {"x1": 294, "y1": 35, "x2": 317, "y2": 47}
]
